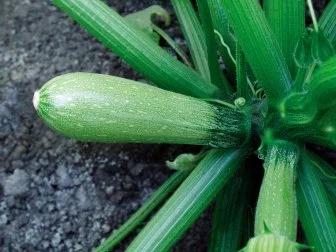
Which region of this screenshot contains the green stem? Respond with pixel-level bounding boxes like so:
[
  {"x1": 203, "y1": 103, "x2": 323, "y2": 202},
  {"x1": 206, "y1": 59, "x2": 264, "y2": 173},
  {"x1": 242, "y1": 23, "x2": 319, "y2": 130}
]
[
  {"x1": 254, "y1": 141, "x2": 299, "y2": 240},
  {"x1": 297, "y1": 150, "x2": 336, "y2": 252},
  {"x1": 209, "y1": 169, "x2": 250, "y2": 252},
  {"x1": 215, "y1": 34, "x2": 256, "y2": 96},
  {"x1": 236, "y1": 44, "x2": 250, "y2": 99},
  {"x1": 294, "y1": 67, "x2": 308, "y2": 91},
  {"x1": 264, "y1": 0, "x2": 305, "y2": 77},
  {"x1": 214, "y1": 30, "x2": 236, "y2": 65},
  {"x1": 306, "y1": 150, "x2": 336, "y2": 212},
  {"x1": 151, "y1": 24, "x2": 193, "y2": 68},
  {"x1": 319, "y1": 0, "x2": 336, "y2": 49},
  {"x1": 304, "y1": 61, "x2": 317, "y2": 83},
  {"x1": 171, "y1": 0, "x2": 210, "y2": 81},
  {"x1": 95, "y1": 170, "x2": 189, "y2": 252},
  {"x1": 127, "y1": 149, "x2": 249, "y2": 251},
  {"x1": 208, "y1": 0, "x2": 237, "y2": 81},
  {"x1": 52, "y1": 0, "x2": 218, "y2": 98},
  {"x1": 307, "y1": 0, "x2": 319, "y2": 31},
  {"x1": 196, "y1": 0, "x2": 232, "y2": 93},
  {"x1": 220, "y1": 0, "x2": 293, "y2": 107},
  {"x1": 201, "y1": 98, "x2": 237, "y2": 110}
]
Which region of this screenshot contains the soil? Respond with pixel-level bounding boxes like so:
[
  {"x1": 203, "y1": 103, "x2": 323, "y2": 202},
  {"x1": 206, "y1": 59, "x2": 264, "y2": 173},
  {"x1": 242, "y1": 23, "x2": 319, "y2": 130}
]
[
  {"x1": 0, "y1": 0, "x2": 333, "y2": 252},
  {"x1": 0, "y1": 0, "x2": 208, "y2": 251}
]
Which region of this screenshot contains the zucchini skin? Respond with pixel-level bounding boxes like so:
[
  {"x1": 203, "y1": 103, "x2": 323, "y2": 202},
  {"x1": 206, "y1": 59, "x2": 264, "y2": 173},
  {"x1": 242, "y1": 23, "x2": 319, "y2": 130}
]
[
  {"x1": 34, "y1": 73, "x2": 249, "y2": 147},
  {"x1": 254, "y1": 142, "x2": 299, "y2": 240},
  {"x1": 243, "y1": 233, "x2": 299, "y2": 252}
]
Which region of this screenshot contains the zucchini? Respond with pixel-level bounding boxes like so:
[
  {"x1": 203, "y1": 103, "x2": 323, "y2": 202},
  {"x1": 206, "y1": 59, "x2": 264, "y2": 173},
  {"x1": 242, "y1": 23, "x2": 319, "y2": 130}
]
[
  {"x1": 33, "y1": 73, "x2": 250, "y2": 147},
  {"x1": 242, "y1": 232, "x2": 304, "y2": 252},
  {"x1": 254, "y1": 141, "x2": 299, "y2": 240}
]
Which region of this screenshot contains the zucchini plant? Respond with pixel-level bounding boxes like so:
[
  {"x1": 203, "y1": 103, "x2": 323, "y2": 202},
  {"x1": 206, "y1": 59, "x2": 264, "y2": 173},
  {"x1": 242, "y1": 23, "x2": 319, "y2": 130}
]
[{"x1": 33, "y1": 0, "x2": 336, "y2": 251}]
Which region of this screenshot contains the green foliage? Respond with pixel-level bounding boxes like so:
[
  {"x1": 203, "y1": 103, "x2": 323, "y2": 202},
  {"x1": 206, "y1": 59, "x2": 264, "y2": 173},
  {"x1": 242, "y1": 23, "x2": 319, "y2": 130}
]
[
  {"x1": 208, "y1": 0, "x2": 236, "y2": 81},
  {"x1": 219, "y1": 0, "x2": 293, "y2": 106},
  {"x1": 51, "y1": 0, "x2": 218, "y2": 98},
  {"x1": 297, "y1": 151, "x2": 336, "y2": 252},
  {"x1": 126, "y1": 149, "x2": 248, "y2": 251},
  {"x1": 166, "y1": 152, "x2": 202, "y2": 171},
  {"x1": 319, "y1": 0, "x2": 336, "y2": 49},
  {"x1": 311, "y1": 30, "x2": 335, "y2": 64},
  {"x1": 171, "y1": 0, "x2": 210, "y2": 81},
  {"x1": 264, "y1": 0, "x2": 305, "y2": 77},
  {"x1": 34, "y1": 0, "x2": 336, "y2": 251},
  {"x1": 209, "y1": 170, "x2": 250, "y2": 252},
  {"x1": 124, "y1": 5, "x2": 170, "y2": 44}
]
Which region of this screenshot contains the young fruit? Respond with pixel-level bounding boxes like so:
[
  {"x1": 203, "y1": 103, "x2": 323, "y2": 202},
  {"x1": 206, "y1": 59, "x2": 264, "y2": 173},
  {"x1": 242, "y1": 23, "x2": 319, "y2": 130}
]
[{"x1": 33, "y1": 72, "x2": 250, "y2": 147}]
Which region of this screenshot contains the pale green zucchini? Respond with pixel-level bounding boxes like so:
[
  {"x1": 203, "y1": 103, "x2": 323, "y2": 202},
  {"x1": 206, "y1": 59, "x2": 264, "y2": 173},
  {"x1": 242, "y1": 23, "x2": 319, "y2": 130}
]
[
  {"x1": 254, "y1": 141, "x2": 299, "y2": 240},
  {"x1": 34, "y1": 73, "x2": 250, "y2": 147},
  {"x1": 241, "y1": 232, "x2": 305, "y2": 252}
]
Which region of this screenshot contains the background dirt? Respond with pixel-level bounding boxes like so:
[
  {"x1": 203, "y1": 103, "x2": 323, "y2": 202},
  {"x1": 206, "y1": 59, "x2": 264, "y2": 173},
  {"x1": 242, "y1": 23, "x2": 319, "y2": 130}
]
[{"x1": 0, "y1": 0, "x2": 332, "y2": 251}]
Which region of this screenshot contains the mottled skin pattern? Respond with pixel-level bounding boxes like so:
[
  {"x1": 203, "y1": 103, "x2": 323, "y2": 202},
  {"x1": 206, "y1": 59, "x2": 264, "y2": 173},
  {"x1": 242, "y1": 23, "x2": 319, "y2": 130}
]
[
  {"x1": 254, "y1": 143, "x2": 298, "y2": 240},
  {"x1": 35, "y1": 72, "x2": 246, "y2": 147}
]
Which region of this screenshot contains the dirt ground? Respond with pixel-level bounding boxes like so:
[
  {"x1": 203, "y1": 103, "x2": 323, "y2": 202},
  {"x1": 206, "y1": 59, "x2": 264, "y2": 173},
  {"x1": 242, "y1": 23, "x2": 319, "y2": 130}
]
[
  {"x1": 0, "y1": 0, "x2": 332, "y2": 251},
  {"x1": 0, "y1": 0, "x2": 211, "y2": 251}
]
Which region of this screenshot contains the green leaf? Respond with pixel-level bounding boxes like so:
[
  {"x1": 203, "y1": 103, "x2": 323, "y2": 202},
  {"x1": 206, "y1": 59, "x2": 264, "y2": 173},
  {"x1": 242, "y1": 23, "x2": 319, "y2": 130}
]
[
  {"x1": 264, "y1": 0, "x2": 305, "y2": 78},
  {"x1": 95, "y1": 170, "x2": 189, "y2": 252},
  {"x1": 254, "y1": 141, "x2": 299, "y2": 240},
  {"x1": 276, "y1": 112, "x2": 336, "y2": 149},
  {"x1": 311, "y1": 30, "x2": 335, "y2": 64},
  {"x1": 209, "y1": 169, "x2": 250, "y2": 252},
  {"x1": 236, "y1": 44, "x2": 251, "y2": 100},
  {"x1": 306, "y1": 151, "x2": 336, "y2": 211},
  {"x1": 316, "y1": 108, "x2": 336, "y2": 138},
  {"x1": 279, "y1": 56, "x2": 336, "y2": 146},
  {"x1": 151, "y1": 24, "x2": 193, "y2": 68},
  {"x1": 35, "y1": 73, "x2": 250, "y2": 148},
  {"x1": 196, "y1": 0, "x2": 232, "y2": 93},
  {"x1": 126, "y1": 149, "x2": 249, "y2": 251},
  {"x1": 166, "y1": 152, "x2": 202, "y2": 171},
  {"x1": 294, "y1": 32, "x2": 314, "y2": 69},
  {"x1": 307, "y1": 55, "x2": 336, "y2": 110},
  {"x1": 293, "y1": 31, "x2": 315, "y2": 91},
  {"x1": 243, "y1": 204, "x2": 254, "y2": 247},
  {"x1": 207, "y1": 0, "x2": 236, "y2": 81},
  {"x1": 171, "y1": 0, "x2": 210, "y2": 81},
  {"x1": 124, "y1": 5, "x2": 193, "y2": 68},
  {"x1": 124, "y1": 5, "x2": 170, "y2": 44},
  {"x1": 297, "y1": 151, "x2": 336, "y2": 252},
  {"x1": 319, "y1": 0, "x2": 336, "y2": 49},
  {"x1": 278, "y1": 91, "x2": 317, "y2": 126},
  {"x1": 324, "y1": 179, "x2": 336, "y2": 213},
  {"x1": 296, "y1": 56, "x2": 336, "y2": 148},
  {"x1": 219, "y1": 0, "x2": 293, "y2": 107},
  {"x1": 52, "y1": 0, "x2": 219, "y2": 98}
]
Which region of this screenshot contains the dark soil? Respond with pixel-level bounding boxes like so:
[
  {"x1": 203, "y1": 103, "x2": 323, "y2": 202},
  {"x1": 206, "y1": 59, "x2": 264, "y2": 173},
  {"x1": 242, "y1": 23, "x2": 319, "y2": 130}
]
[
  {"x1": 0, "y1": 0, "x2": 333, "y2": 252},
  {"x1": 0, "y1": 0, "x2": 209, "y2": 251}
]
